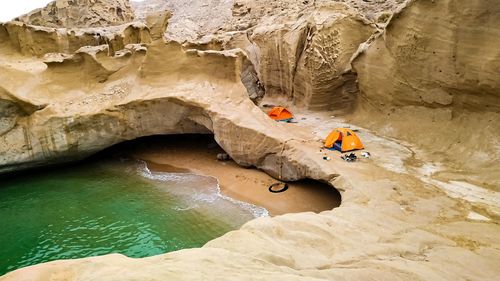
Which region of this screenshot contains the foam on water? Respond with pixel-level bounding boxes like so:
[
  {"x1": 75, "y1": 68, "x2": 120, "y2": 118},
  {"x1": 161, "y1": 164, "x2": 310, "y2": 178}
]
[
  {"x1": 137, "y1": 160, "x2": 270, "y2": 219},
  {"x1": 0, "y1": 159, "x2": 264, "y2": 276}
]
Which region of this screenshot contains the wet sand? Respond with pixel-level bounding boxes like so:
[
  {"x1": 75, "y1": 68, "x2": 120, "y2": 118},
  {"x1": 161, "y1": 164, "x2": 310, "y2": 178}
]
[{"x1": 122, "y1": 135, "x2": 341, "y2": 216}]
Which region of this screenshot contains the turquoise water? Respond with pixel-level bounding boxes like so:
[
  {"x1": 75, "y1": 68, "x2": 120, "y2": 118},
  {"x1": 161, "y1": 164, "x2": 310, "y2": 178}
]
[{"x1": 0, "y1": 159, "x2": 266, "y2": 276}]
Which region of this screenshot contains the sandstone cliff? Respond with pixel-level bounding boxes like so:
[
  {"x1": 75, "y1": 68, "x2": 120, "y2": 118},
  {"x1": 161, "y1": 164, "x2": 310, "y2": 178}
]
[
  {"x1": 14, "y1": 0, "x2": 135, "y2": 28},
  {"x1": 0, "y1": 0, "x2": 499, "y2": 280},
  {"x1": 225, "y1": 0, "x2": 408, "y2": 111},
  {"x1": 351, "y1": 0, "x2": 500, "y2": 188},
  {"x1": 0, "y1": 10, "x2": 332, "y2": 183}
]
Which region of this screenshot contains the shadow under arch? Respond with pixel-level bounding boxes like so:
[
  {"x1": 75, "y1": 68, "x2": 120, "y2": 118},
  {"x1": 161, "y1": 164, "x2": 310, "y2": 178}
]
[{"x1": 107, "y1": 133, "x2": 342, "y2": 215}]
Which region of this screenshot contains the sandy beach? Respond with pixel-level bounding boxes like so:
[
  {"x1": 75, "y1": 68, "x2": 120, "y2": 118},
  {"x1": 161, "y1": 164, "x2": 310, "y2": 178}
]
[{"x1": 121, "y1": 135, "x2": 341, "y2": 216}]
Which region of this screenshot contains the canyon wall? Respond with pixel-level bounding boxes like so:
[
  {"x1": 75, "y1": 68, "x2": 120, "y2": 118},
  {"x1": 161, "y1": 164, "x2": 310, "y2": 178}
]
[
  {"x1": 351, "y1": 0, "x2": 500, "y2": 187},
  {"x1": 1, "y1": 0, "x2": 499, "y2": 280},
  {"x1": 248, "y1": 5, "x2": 372, "y2": 110},
  {"x1": 1, "y1": 21, "x2": 151, "y2": 57},
  {"x1": 225, "y1": 0, "x2": 408, "y2": 111},
  {"x1": 14, "y1": 0, "x2": 135, "y2": 28},
  {"x1": 0, "y1": 11, "x2": 335, "y2": 183}
]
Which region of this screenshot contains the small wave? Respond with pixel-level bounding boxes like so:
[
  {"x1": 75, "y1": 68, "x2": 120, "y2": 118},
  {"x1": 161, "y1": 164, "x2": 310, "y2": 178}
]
[
  {"x1": 135, "y1": 160, "x2": 269, "y2": 219},
  {"x1": 171, "y1": 204, "x2": 198, "y2": 211}
]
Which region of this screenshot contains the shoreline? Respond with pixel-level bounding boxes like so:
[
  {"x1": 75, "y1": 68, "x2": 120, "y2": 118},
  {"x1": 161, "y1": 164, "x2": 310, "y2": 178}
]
[{"x1": 123, "y1": 135, "x2": 341, "y2": 216}]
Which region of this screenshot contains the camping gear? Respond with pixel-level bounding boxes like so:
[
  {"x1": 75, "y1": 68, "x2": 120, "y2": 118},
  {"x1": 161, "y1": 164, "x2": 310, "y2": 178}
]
[
  {"x1": 268, "y1": 106, "x2": 293, "y2": 122},
  {"x1": 324, "y1": 128, "x2": 364, "y2": 152},
  {"x1": 269, "y1": 182, "x2": 289, "y2": 193},
  {"x1": 341, "y1": 153, "x2": 357, "y2": 162},
  {"x1": 216, "y1": 153, "x2": 231, "y2": 161},
  {"x1": 361, "y1": 151, "x2": 371, "y2": 158}
]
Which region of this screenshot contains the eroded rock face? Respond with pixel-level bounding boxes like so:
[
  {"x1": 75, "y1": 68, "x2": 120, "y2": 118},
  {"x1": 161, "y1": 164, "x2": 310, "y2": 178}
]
[
  {"x1": 224, "y1": 0, "x2": 409, "y2": 110},
  {"x1": 0, "y1": 14, "x2": 327, "y2": 183},
  {"x1": 249, "y1": 5, "x2": 372, "y2": 110},
  {"x1": 131, "y1": 0, "x2": 233, "y2": 41},
  {"x1": 14, "y1": 0, "x2": 135, "y2": 28},
  {"x1": 2, "y1": 21, "x2": 150, "y2": 57},
  {"x1": 351, "y1": 0, "x2": 500, "y2": 186},
  {"x1": 1, "y1": 0, "x2": 500, "y2": 280},
  {"x1": 0, "y1": 87, "x2": 45, "y2": 137},
  {"x1": 130, "y1": 0, "x2": 409, "y2": 110}
]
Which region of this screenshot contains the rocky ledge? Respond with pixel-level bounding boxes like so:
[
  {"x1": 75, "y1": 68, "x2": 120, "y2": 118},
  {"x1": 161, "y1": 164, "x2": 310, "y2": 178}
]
[{"x1": 0, "y1": 0, "x2": 499, "y2": 280}]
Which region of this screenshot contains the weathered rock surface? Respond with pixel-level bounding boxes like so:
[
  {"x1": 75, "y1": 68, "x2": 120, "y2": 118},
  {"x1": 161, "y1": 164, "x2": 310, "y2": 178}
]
[
  {"x1": 132, "y1": 0, "x2": 232, "y2": 42},
  {"x1": 225, "y1": 0, "x2": 409, "y2": 110},
  {"x1": 14, "y1": 0, "x2": 135, "y2": 28},
  {"x1": 1, "y1": 0, "x2": 499, "y2": 280},
  {"x1": 131, "y1": 0, "x2": 409, "y2": 110},
  {"x1": 0, "y1": 12, "x2": 323, "y2": 182},
  {"x1": 350, "y1": 0, "x2": 500, "y2": 187},
  {"x1": 247, "y1": 6, "x2": 371, "y2": 110},
  {"x1": 1, "y1": 21, "x2": 150, "y2": 57}
]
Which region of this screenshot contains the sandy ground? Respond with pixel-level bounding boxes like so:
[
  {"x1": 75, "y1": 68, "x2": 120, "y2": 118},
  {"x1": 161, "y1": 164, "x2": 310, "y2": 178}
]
[
  {"x1": 122, "y1": 135, "x2": 341, "y2": 216},
  {"x1": 262, "y1": 103, "x2": 500, "y2": 217}
]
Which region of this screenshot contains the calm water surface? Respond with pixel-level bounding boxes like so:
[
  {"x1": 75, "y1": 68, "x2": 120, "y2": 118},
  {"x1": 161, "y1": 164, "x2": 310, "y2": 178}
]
[{"x1": 0, "y1": 160, "x2": 266, "y2": 275}]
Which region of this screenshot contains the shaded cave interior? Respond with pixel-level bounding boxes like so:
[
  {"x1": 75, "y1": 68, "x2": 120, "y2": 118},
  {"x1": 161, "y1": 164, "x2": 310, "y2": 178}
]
[
  {"x1": 110, "y1": 133, "x2": 342, "y2": 215},
  {"x1": 1, "y1": 133, "x2": 342, "y2": 215}
]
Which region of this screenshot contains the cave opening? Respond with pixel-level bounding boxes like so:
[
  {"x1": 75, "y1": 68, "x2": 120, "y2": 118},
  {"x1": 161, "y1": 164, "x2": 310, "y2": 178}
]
[
  {"x1": 107, "y1": 133, "x2": 342, "y2": 215},
  {"x1": 0, "y1": 133, "x2": 341, "y2": 275}
]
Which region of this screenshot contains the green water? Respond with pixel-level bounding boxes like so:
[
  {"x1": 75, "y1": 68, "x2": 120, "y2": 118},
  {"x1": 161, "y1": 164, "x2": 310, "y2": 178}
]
[{"x1": 0, "y1": 160, "x2": 264, "y2": 276}]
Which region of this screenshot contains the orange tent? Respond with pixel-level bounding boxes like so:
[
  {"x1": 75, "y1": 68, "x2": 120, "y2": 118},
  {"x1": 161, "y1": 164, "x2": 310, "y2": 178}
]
[
  {"x1": 268, "y1": 106, "x2": 293, "y2": 121},
  {"x1": 324, "y1": 128, "x2": 364, "y2": 152}
]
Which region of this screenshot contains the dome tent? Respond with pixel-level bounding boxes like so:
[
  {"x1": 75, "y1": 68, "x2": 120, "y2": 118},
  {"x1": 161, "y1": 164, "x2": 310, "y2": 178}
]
[
  {"x1": 268, "y1": 106, "x2": 293, "y2": 122},
  {"x1": 324, "y1": 128, "x2": 364, "y2": 152}
]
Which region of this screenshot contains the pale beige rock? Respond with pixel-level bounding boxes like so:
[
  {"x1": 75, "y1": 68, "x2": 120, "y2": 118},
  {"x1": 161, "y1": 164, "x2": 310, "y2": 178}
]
[
  {"x1": 249, "y1": 6, "x2": 372, "y2": 110},
  {"x1": 0, "y1": 18, "x2": 316, "y2": 182},
  {"x1": 351, "y1": 0, "x2": 500, "y2": 187},
  {"x1": 2, "y1": 159, "x2": 500, "y2": 280},
  {"x1": 0, "y1": 0, "x2": 499, "y2": 280},
  {"x1": 131, "y1": 0, "x2": 409, "y2": 110},
  {"x1": 221, "y1": 0, "x2": 410, "y2": 110},
  {"x1": 131, "y1": 0, "x2": 233, "y2": 41},
  {"x1": 14, "y1": 0, "x2": 135, "y2": 28},
  {"x1": 1, "y1": 20, "x2": 151, "y2": 57}
]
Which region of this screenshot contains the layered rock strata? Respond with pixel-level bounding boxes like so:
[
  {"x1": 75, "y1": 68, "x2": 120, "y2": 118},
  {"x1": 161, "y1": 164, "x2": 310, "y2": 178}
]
[
  {"x1": 351, "y1": 0, "x2": 500, "y2": 187},
  {"x1": 14, "y1": 0, "x2": 135, "y2": 28},
  {"x1": 0, "y1": 0, "x2": 499, "y2": 280},
  {"x1": 0, "y1": 12, "x2": 331, "y2": 183},
  {"x1": 0, "y1": 21, "x2": 150, "y2": 57}
]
